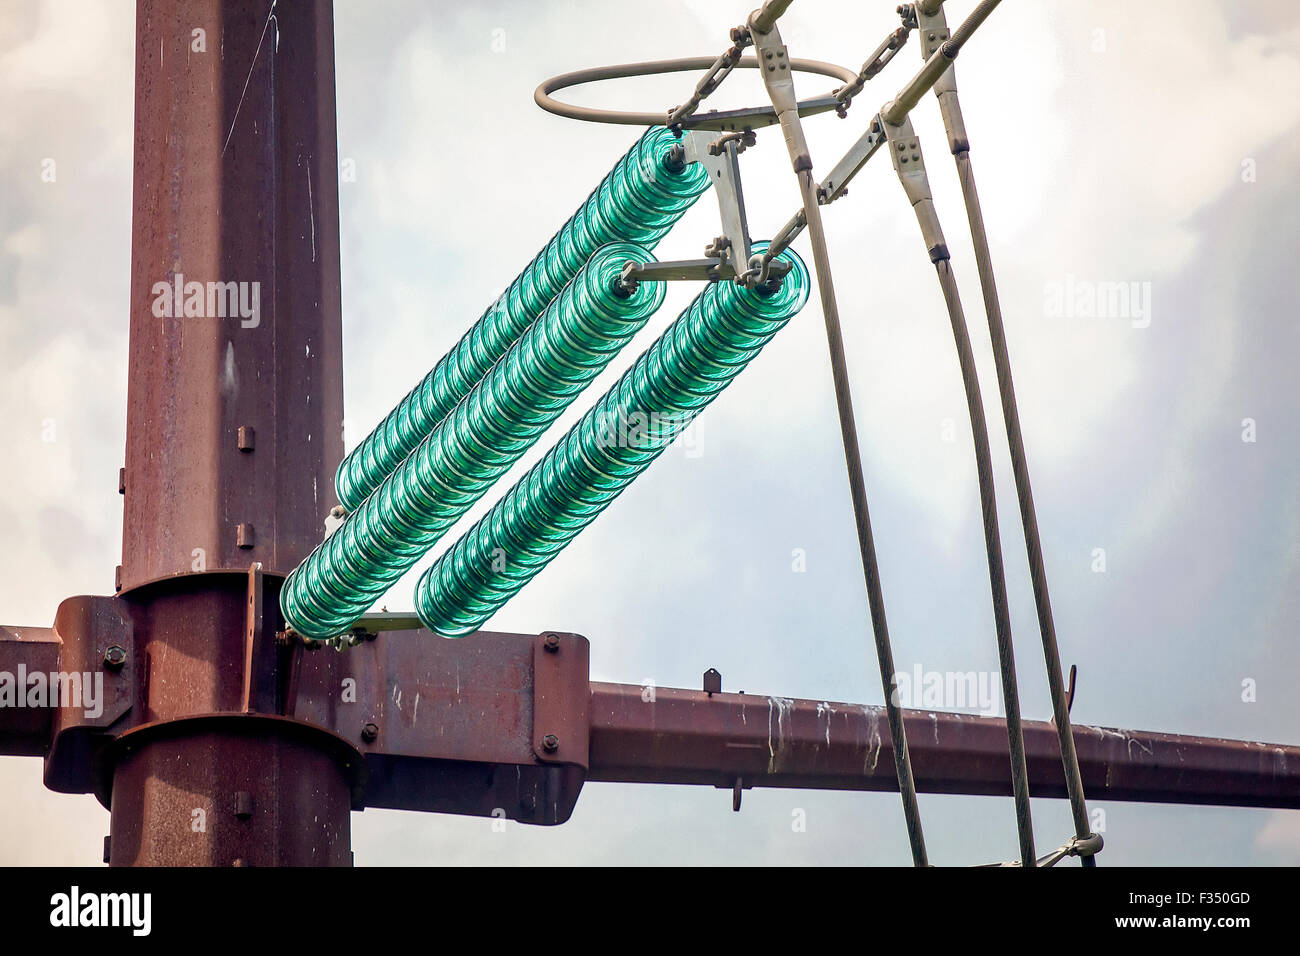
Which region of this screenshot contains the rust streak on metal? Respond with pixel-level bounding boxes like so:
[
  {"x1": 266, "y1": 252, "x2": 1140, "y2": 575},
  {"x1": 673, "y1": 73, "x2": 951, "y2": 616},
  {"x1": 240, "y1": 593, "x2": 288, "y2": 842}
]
[{"x1": 586, "y1": 684, "x2": 1300, "y2": 809}]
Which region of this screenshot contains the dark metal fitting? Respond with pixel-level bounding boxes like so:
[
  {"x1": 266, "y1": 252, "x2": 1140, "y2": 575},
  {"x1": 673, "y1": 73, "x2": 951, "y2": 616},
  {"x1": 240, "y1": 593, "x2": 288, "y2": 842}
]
[
  {"x1": 360, "y1": 722, "x2": 379, "y2": 743},
  {"x1": 103, "y1": 644, "x2": 127, "y2": 670},
  {"x1": 543, "y1": 633, "x2": 561, "y2": 653},
  {"x1": 662, "y1": 142, "x2": 687, "y2": 173},
  {"x1": 541, "y1": 734, "x2": 560, "y2": 753},
  {"x1": 348, "y1": 627, "x2": 379, "y2": 644},
  {"x1": 703, "y1": 668, "x2": 722, "y2": 695},
  {"x1": 793, "y1": 153, "x2": 813, "y2": 173},
  {"x1": 707, "y1": 129, "x2": 756, "y2": 156},
  {"x1": 1070, "y1": 832, "x2": 1104, "y2": 857},
  {"x1": 614, "y1": 264, "x2": 640, "y2": 298}
]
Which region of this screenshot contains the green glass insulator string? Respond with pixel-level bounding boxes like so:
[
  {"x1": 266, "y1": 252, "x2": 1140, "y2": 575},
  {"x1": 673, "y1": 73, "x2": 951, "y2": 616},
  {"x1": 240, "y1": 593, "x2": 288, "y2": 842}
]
[
  {"x1": 414, "y1": 243, "x2": 810, "y2": 637},
  {"x1": 281, "y1": 243, "x2": 667, "y2": 639},
  {"x1": 334, "y1": 127, "x2": 711, "y2": 511}
]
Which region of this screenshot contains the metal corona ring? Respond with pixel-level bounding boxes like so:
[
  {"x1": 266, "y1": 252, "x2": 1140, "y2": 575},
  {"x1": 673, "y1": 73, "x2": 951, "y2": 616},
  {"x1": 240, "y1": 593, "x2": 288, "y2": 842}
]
[{"x1": 534, "y1": 55, "x2": 858, "y2": 130}]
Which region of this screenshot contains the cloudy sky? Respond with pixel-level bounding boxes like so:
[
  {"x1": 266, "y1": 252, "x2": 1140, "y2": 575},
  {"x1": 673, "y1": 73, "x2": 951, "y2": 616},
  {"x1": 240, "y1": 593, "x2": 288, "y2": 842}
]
[{"x1": 2, "y1": 0, "x2": 1299, "y2": 865}]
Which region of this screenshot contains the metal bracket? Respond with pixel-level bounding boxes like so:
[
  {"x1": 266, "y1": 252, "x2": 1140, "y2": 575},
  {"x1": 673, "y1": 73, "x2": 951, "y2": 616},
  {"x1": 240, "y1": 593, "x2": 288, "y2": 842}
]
[
  {"x1": 282, "y1": 627, "x2": 592, "y2": 824},
  {"x1": 910, "y1": 1, "x2": 968, "y2": 152},
  {"x1": 621, "y1": 258, "x2": 791, "y2": 291},
  {"x1": 683, "y1": 128, "x2": 753, "y2": 277},
  {"x1": 42, "y1": 595, "x2": 137, "y2": 799},
  {"x1": 532, "y1": 631, "x2": 590, "y2": 768},
  {"x1": 620, "y1": 127, "x2": 801, "y2": 291},
  {"x1": 914, "y1": 2, "x2": 955, "y2": 75},
  {"x1": 278, "y1": 609, "x2": 399, "y2": 651},
  {"x1": 882, "y1": 113, "x2": 948, "y2": 261},
  {"x1": 623, "y1": 258, "x2": 725, "y2": 284}
]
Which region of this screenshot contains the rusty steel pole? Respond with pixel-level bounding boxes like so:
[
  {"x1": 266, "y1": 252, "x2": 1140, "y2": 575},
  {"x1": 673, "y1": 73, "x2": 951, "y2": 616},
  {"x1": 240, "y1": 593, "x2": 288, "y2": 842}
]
[{"x1": 108, "y1": 0, "x2": 352, "y2": 866}]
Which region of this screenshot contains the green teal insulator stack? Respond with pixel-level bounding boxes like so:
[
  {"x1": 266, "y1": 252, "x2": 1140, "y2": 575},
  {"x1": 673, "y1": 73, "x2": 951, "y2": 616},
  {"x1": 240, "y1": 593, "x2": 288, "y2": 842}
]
[
  {"x1": 281, "y1": 243, "x2": 667, "y2": 639},
  {"x1": 414, "y1": 243, "x2": 810, "y2": 637},
  {"x1": 334, "y1": 127, "x2": 711, "y2": 510}
]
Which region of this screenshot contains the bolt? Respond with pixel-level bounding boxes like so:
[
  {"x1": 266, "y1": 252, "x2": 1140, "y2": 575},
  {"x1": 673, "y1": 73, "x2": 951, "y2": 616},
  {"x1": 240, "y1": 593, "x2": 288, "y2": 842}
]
[
  {"x1": 543, "y1": 633, "x2": 561, "y2": 653},
  {"x1": 103, "y1": 645, "x2": 127, "y2": 670},
  {"x1": 662, "y1": 143, "x2": 687, "y2": 174},
  {"x1": 361, "y1": 722, "x2": 379, "y2": 743},
  {"x1": 542, "y1": 734, "x2": 559, "y2": 753}
]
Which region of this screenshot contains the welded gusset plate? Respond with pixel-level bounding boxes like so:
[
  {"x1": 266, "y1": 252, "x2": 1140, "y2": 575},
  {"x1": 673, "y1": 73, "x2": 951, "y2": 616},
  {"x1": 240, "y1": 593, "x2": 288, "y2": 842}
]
[
  {"x1": 290, "y1": 628, "x2": 592, "y2": 824},
  {"x1": 42, "y1": 595, "x2": 136, "y2": 795},
  {"x1": 533, "y1": 631, "x2": 591, "y2": 767}
]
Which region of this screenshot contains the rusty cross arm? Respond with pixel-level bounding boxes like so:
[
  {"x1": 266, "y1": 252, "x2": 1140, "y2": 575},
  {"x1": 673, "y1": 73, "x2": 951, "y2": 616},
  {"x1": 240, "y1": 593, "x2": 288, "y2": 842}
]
[
  {"x1": 6, "y1": 618, "x2": 1294, "y2": 833},
  {"x1": 586, "y1": 683, "x2": 1298, "y2": 808}
]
